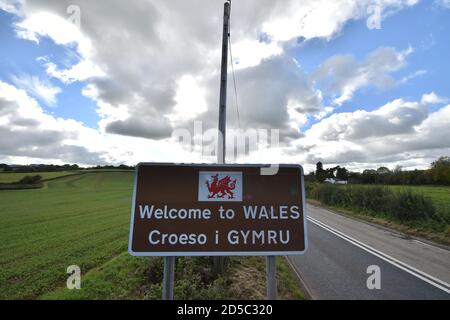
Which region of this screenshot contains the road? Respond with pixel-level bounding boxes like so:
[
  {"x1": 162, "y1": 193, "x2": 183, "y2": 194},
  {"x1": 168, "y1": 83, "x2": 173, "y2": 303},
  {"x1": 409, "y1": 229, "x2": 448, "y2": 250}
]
[{"x1": 287, "y1": 204, "x2": 450, "y2": 299}]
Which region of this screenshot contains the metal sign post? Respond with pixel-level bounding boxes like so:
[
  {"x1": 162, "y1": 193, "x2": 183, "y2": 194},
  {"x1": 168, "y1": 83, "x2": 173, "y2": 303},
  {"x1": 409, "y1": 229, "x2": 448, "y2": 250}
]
[
  {"x1": 266, "y1": 256, "x2": 277, "y2": 300},
  {"x1": 162, "y1": 256, "x2": 175, "y2": 300}
]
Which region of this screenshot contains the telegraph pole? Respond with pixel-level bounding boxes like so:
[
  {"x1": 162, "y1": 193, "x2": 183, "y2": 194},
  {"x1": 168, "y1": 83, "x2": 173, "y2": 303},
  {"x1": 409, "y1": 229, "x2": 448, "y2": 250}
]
[
  {"x1": 217, "y1": 0, "x2": 230, "y2": 165},
  {"x1": 213, "y1": 0, "x2": 231, "y2": 278}
]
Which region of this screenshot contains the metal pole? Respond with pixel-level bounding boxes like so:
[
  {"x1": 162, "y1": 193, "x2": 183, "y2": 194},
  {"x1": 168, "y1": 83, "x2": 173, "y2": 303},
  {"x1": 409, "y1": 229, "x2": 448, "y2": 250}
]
[
  {"x1": 213, "y1": 0, "x2": 231, "y2": 278},
  {"x1": 217, "y1": 0, "x2": 230, "y2": 165},
  {"x1": 266, "y1": 256, "x2": 277, "y2": 300},
  {"x1": 162, "y1": 256, "x2": 175, "y2": 300}
]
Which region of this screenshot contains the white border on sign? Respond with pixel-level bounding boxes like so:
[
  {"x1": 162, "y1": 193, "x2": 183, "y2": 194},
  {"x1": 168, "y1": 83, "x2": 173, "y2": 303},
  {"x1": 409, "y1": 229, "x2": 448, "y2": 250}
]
[{"x1": 127, "y1": 163, "x2": 308, "y2": 257}]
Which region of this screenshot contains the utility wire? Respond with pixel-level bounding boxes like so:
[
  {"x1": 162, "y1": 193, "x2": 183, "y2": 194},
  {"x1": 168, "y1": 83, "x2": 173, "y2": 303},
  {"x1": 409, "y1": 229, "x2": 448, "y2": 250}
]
[{"x1": 228, "y1": 28, "x2": 241, "y2": 131}]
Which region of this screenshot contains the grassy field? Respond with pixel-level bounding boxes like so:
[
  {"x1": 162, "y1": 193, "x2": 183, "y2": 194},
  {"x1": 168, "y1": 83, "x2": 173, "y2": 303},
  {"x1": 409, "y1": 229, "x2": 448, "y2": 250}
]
[
  {"x1": 307, "y1": 182, "x2": 450, "y2": 244},
  {"x1": 386, "y1": 185, "x2": 450, "y2": 213},
  {"x1": 0, "y1": 171, "x2": 304, "y2": 300},
  {"x1": 356, "y1": 184, "x2": 450, "y2": 224},
  {"x1": 0, "y1": 172, "x2": 134, "y2": 299}
]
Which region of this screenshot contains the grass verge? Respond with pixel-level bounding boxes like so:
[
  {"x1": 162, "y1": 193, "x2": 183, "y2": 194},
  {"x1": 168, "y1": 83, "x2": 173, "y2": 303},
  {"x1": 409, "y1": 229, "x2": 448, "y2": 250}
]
[
  {"x1": 307, "y1": 199, "x2": 450, "y2": 246},
  {"x1": 42, "y1": 255, "x2": 305, "y2": 300}
]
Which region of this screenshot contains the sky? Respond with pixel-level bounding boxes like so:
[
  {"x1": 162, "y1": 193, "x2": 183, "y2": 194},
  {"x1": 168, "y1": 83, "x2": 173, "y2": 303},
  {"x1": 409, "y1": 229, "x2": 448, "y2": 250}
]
[{"x1": 0, "y1": 0, "x2": 449, "y2": 173}]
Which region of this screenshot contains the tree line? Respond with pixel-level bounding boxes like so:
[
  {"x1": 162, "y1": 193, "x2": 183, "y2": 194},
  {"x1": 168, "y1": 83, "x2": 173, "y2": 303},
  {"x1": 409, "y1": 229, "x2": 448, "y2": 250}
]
[
  {"x1": 0, "y1": 163, "x2": 134, "y2": 173},
  {"x1": 310, "y1": 156, "x2": 450, "y2": 185}
]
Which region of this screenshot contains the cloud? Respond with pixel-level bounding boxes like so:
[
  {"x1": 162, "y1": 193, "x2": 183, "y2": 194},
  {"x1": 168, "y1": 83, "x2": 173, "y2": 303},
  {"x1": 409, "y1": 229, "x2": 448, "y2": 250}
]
[
  {"x1": 9, "y1": 74, "x2": 61, "y2": 106},
  {"x1": 290, "y1": 95, "x2": 450, "y2": 169},
  {"x1": 2, "y1": 0, "x2": 438, "y2": 169},
  {"x1": 183, "y1": 55, "x2": 324, "y2": 142},
  {"x1": 399, "y1": 69, "x2": 427, "y2": 84},
  {"x1": 421, "y1": 92, "x2": 449, "y2": 104},
  {"x1": 306, "y1": 97, "x2": 428, "y2": 141},
  {"x1": 44, "y1": 60, "x2": 105, "y2": 84},
  {"x1": 0, "y1": 80, "x2": 106, "y2": 165},
  {"x1": 5, "y1": 0, "x2": 420, "y2": 141},
  {"x1": 105, "y1": 116, "x2": 173, "y2": 140},
  {"x1": 313, "y1": 46, "x2": 412, "y2": 105}
]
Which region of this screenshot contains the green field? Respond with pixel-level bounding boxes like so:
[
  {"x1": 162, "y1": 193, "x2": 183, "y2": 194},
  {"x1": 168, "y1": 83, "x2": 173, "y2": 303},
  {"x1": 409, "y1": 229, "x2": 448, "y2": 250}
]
[
  {"x1": 0, "y1": 171, "x2": 80, "y2": 183},
  {"x1": 0, "y1": 172, "x2": 134, "y2": 299},
  {"x1": 307, "y1": 182, "x2": 450, "y2": 244},
  {"x1": 0, "y1": 171, "x2": 303, "y2": 300},
  {"x1": 386, "y1": 185, "x2": 450, "y2": 213},
  {"x1": 360, "y1": 184, "x2": 450, "y2": 222}
]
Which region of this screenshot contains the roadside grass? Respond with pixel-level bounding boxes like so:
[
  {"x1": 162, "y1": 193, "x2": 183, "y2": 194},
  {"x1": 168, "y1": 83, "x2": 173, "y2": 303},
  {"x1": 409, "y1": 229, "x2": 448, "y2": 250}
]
[
  {"x1": 42, "y1": 255, "x2": 304, "y2": 300},
  {"x1": 1, "y1": 172, "x2": 305, "y2": 300},
  {"x1": 306, "y1": 182, "x2": 450, "y2": 245}
]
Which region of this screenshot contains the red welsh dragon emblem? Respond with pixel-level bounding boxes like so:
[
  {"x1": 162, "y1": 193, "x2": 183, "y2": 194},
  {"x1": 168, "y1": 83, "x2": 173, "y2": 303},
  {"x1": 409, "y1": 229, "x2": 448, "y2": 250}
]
[{"x1": 205, "y1": 174, "x2": 236, "y2": 199}]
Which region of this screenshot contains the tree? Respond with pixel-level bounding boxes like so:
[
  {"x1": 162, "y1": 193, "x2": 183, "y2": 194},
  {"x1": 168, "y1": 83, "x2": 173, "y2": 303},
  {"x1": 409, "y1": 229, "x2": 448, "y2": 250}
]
[
  {"x1": 336, "y1": 167, "x2": 349, "y2": 181},
  {"x1": 430, "y1": 156, "x2": 450, "y2": 185},
  {"x1": 315, "y1": 162, "x2": 326, "y2": 183},
  {"x1": 361, "y1": 169, "x2": 377, "y2": 184},
  {"x1": 376, "y1": 167, "x2": 390, "y2": 175},
  {"x1": 0, "y1": 164, "x2": 12, "y2": 172},
  {"x1": 325, "y1": 167, "x2": 336, "y2": 179}
]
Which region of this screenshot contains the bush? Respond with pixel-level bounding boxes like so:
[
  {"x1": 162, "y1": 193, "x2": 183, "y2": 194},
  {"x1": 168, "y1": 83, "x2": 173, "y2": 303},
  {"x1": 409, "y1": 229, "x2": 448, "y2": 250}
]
[
  {"x1": 307, "y1": 183, "x2": 436, "y2": 222},
  {"x1": 17, "y1": 175, "x2": 42, "y2": 185},
  {"x1": 388, "y1": 191, "x2": 435, "y2": 221}
]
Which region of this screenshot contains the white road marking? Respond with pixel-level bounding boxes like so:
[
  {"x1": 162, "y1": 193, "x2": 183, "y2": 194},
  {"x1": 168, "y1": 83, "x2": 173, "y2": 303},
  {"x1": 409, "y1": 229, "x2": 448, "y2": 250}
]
[
  {"x1": 284, "y1": 257, "x2": 314, "y2": 298},
  {"x1": 412, "y1": 239, "x2": 450, "y2": 252},
  {"x1": 307, "y1": 216, "x2": 450, "y2": 294}
]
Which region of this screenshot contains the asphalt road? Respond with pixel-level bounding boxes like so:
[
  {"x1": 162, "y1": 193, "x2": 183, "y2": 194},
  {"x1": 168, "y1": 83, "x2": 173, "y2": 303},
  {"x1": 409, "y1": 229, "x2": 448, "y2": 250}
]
[{"x1": 287, "y1": 204, "x2": 450, "y2": 299}]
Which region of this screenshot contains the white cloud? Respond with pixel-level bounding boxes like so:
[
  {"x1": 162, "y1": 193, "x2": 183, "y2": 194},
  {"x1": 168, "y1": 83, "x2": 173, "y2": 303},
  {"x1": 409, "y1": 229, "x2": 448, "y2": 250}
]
[
  {"x1": 313, "y1": 46, "x2": 413, "y2": 106},
  {"x1": 421, "y1": 92, "x2": 449, "y2": 104},
  {"x1": 14, "y1": 11, "x2": 93, "y2": 58},
  {"x1": 10, "y1": 74, "x2": 61, "y2": 106},
  {"x1": 230, "y1": 39, "x2": 283, "y2": 70},
  {"x1": 399, "y1": 69, "x2": 427, "y2": 84},
  {"x1": 289, "y1": 95, "x2": 450, "y2": 170},
  {"x1": 0, "y1": 80, "x2": 106, "y2": 164},
  {"x1": 4, "y1": 0, "x2": 445, "y2": 171},
  {"x1": 44, "y1": 60, "x2": 105, "y2": 84},
  {"x1": 169, "y1": 75, "x2": 208, "y2": 123},
  {"x1": 7, "y1": 0, "x2": 421, "y2": 139},
  {"x1": 0, "y1": 80, "x2": 202, "y2": 165}
]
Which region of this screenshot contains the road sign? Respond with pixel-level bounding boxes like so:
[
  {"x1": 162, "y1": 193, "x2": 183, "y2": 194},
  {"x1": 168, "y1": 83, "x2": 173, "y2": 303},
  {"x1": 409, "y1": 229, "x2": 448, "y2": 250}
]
[{"x1": 128, "y1": 163, "x2": 307, "y2": 256}]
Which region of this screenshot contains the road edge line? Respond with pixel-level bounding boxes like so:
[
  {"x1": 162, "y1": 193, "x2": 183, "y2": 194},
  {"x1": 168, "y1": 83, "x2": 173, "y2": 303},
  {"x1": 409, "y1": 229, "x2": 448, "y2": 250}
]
[{"x1": 284, "y1": 256, "x2": 314, "y2": 300}]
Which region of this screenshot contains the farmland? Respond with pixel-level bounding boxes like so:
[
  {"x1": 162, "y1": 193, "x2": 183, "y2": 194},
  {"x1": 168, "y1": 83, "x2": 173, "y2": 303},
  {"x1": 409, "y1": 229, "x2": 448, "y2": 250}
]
[
  {"x1": 386, "y1": 185, "x2": 450, "y2": 214},
  {"x1": 306, "y1": 182, "x2": 450, "y2": 244},
  {"x1": 0, "y1": 172, "x2": 134, "y2": 299},
  {"x1": 0, "y1": 171, "x2": 303, "y2": 300}
]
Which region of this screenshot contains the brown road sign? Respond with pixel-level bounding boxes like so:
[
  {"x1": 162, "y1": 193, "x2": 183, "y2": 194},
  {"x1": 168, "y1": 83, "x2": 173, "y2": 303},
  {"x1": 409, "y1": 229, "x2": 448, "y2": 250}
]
[{"x1": 128, "y1": 163, "x2": 308, "y2": 256}]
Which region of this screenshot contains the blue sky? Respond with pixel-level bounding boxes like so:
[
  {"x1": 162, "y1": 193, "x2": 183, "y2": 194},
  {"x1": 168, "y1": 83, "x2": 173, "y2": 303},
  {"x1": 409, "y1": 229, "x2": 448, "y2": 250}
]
[
  {"x1": 0, "y1": 0, "x2": 449, "y2": 169},
  {"x1": 293, "y1": 0, "x2": 450, "y2": 128},
  {"x1": 0, "y1": 10, "x2": 98, "y2": 127}
]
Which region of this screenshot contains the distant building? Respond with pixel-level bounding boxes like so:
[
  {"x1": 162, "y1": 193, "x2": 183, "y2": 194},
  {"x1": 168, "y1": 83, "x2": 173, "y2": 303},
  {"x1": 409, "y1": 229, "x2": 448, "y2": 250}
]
[{"x1": 324, "y1": 178, "x2": 348, "y2": 185}]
